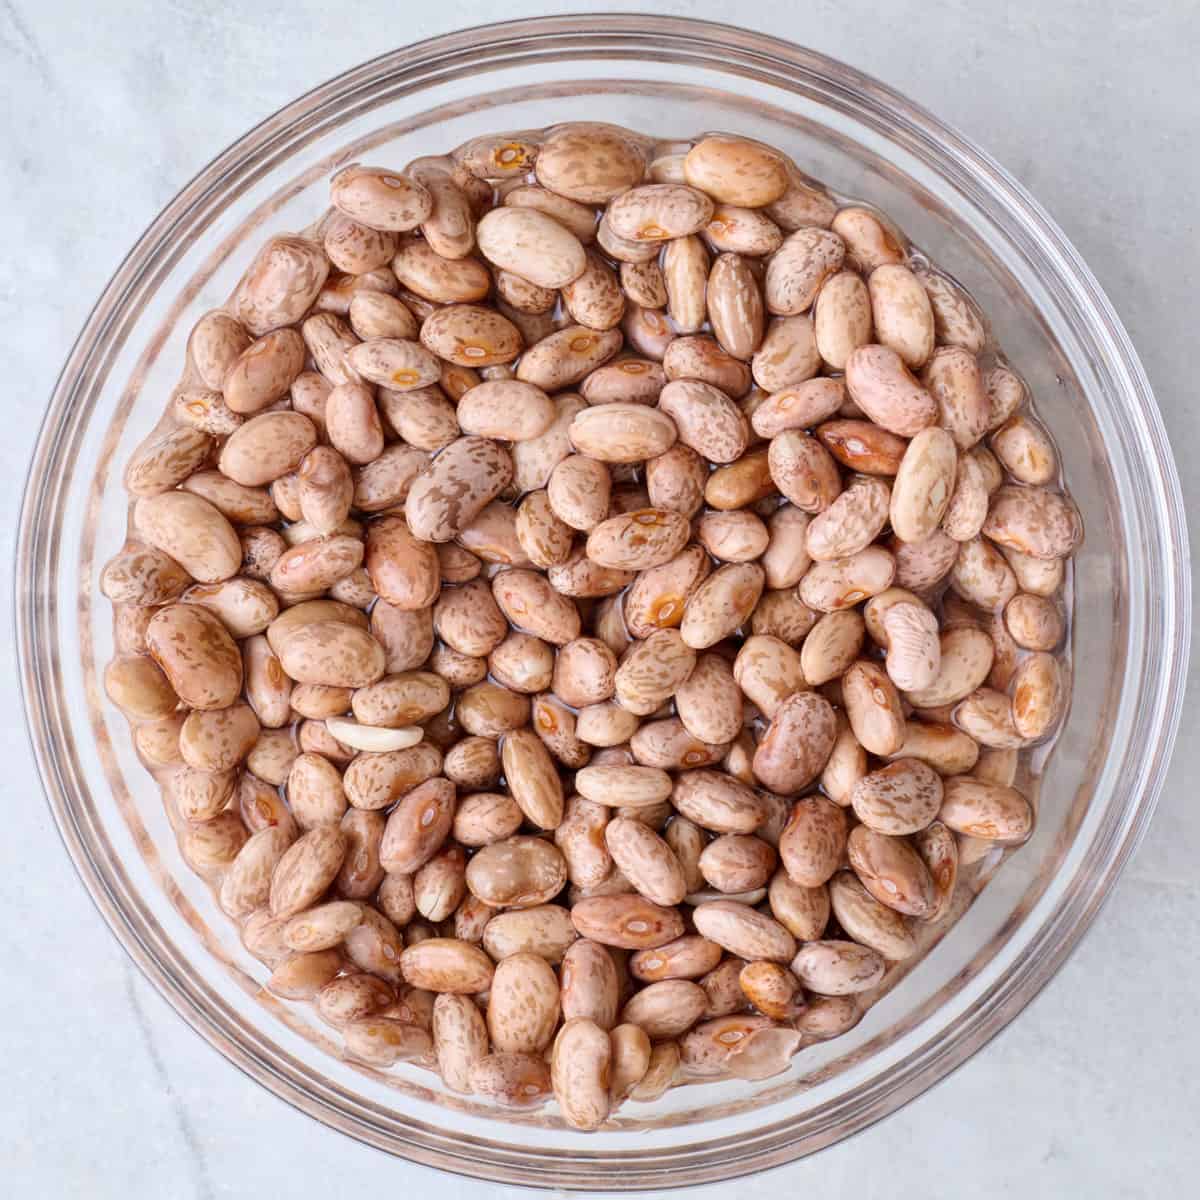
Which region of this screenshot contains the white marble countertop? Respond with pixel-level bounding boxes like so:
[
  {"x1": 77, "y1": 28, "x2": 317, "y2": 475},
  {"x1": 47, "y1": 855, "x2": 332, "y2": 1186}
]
[{"x1": 2, "y1": 1, "x2": 1197, "y2": 1195}]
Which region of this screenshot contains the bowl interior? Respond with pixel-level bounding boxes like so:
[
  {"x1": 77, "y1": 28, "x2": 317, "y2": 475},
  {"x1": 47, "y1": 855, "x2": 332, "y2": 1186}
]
[{"x1": 17, "y1": 17, "x2": 1188, "y2": 1190}]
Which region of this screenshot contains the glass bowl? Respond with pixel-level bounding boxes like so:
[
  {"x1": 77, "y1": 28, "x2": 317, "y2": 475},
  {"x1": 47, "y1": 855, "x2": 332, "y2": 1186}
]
[{"x1": 16, "y1": 14, "x2": 1190, "y2": 1190}]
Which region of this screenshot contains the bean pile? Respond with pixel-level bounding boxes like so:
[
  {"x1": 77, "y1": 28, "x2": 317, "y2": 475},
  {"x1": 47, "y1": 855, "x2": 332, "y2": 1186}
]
[{"x1": 101, "y1": 123, "x2": 1081, "y2": 1127}]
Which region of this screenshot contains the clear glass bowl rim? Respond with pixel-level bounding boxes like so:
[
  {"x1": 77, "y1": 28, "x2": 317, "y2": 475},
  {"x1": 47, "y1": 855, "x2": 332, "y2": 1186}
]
[{"x1": 15, "y1": 13, "x2": 1191, "y2": 1189}]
